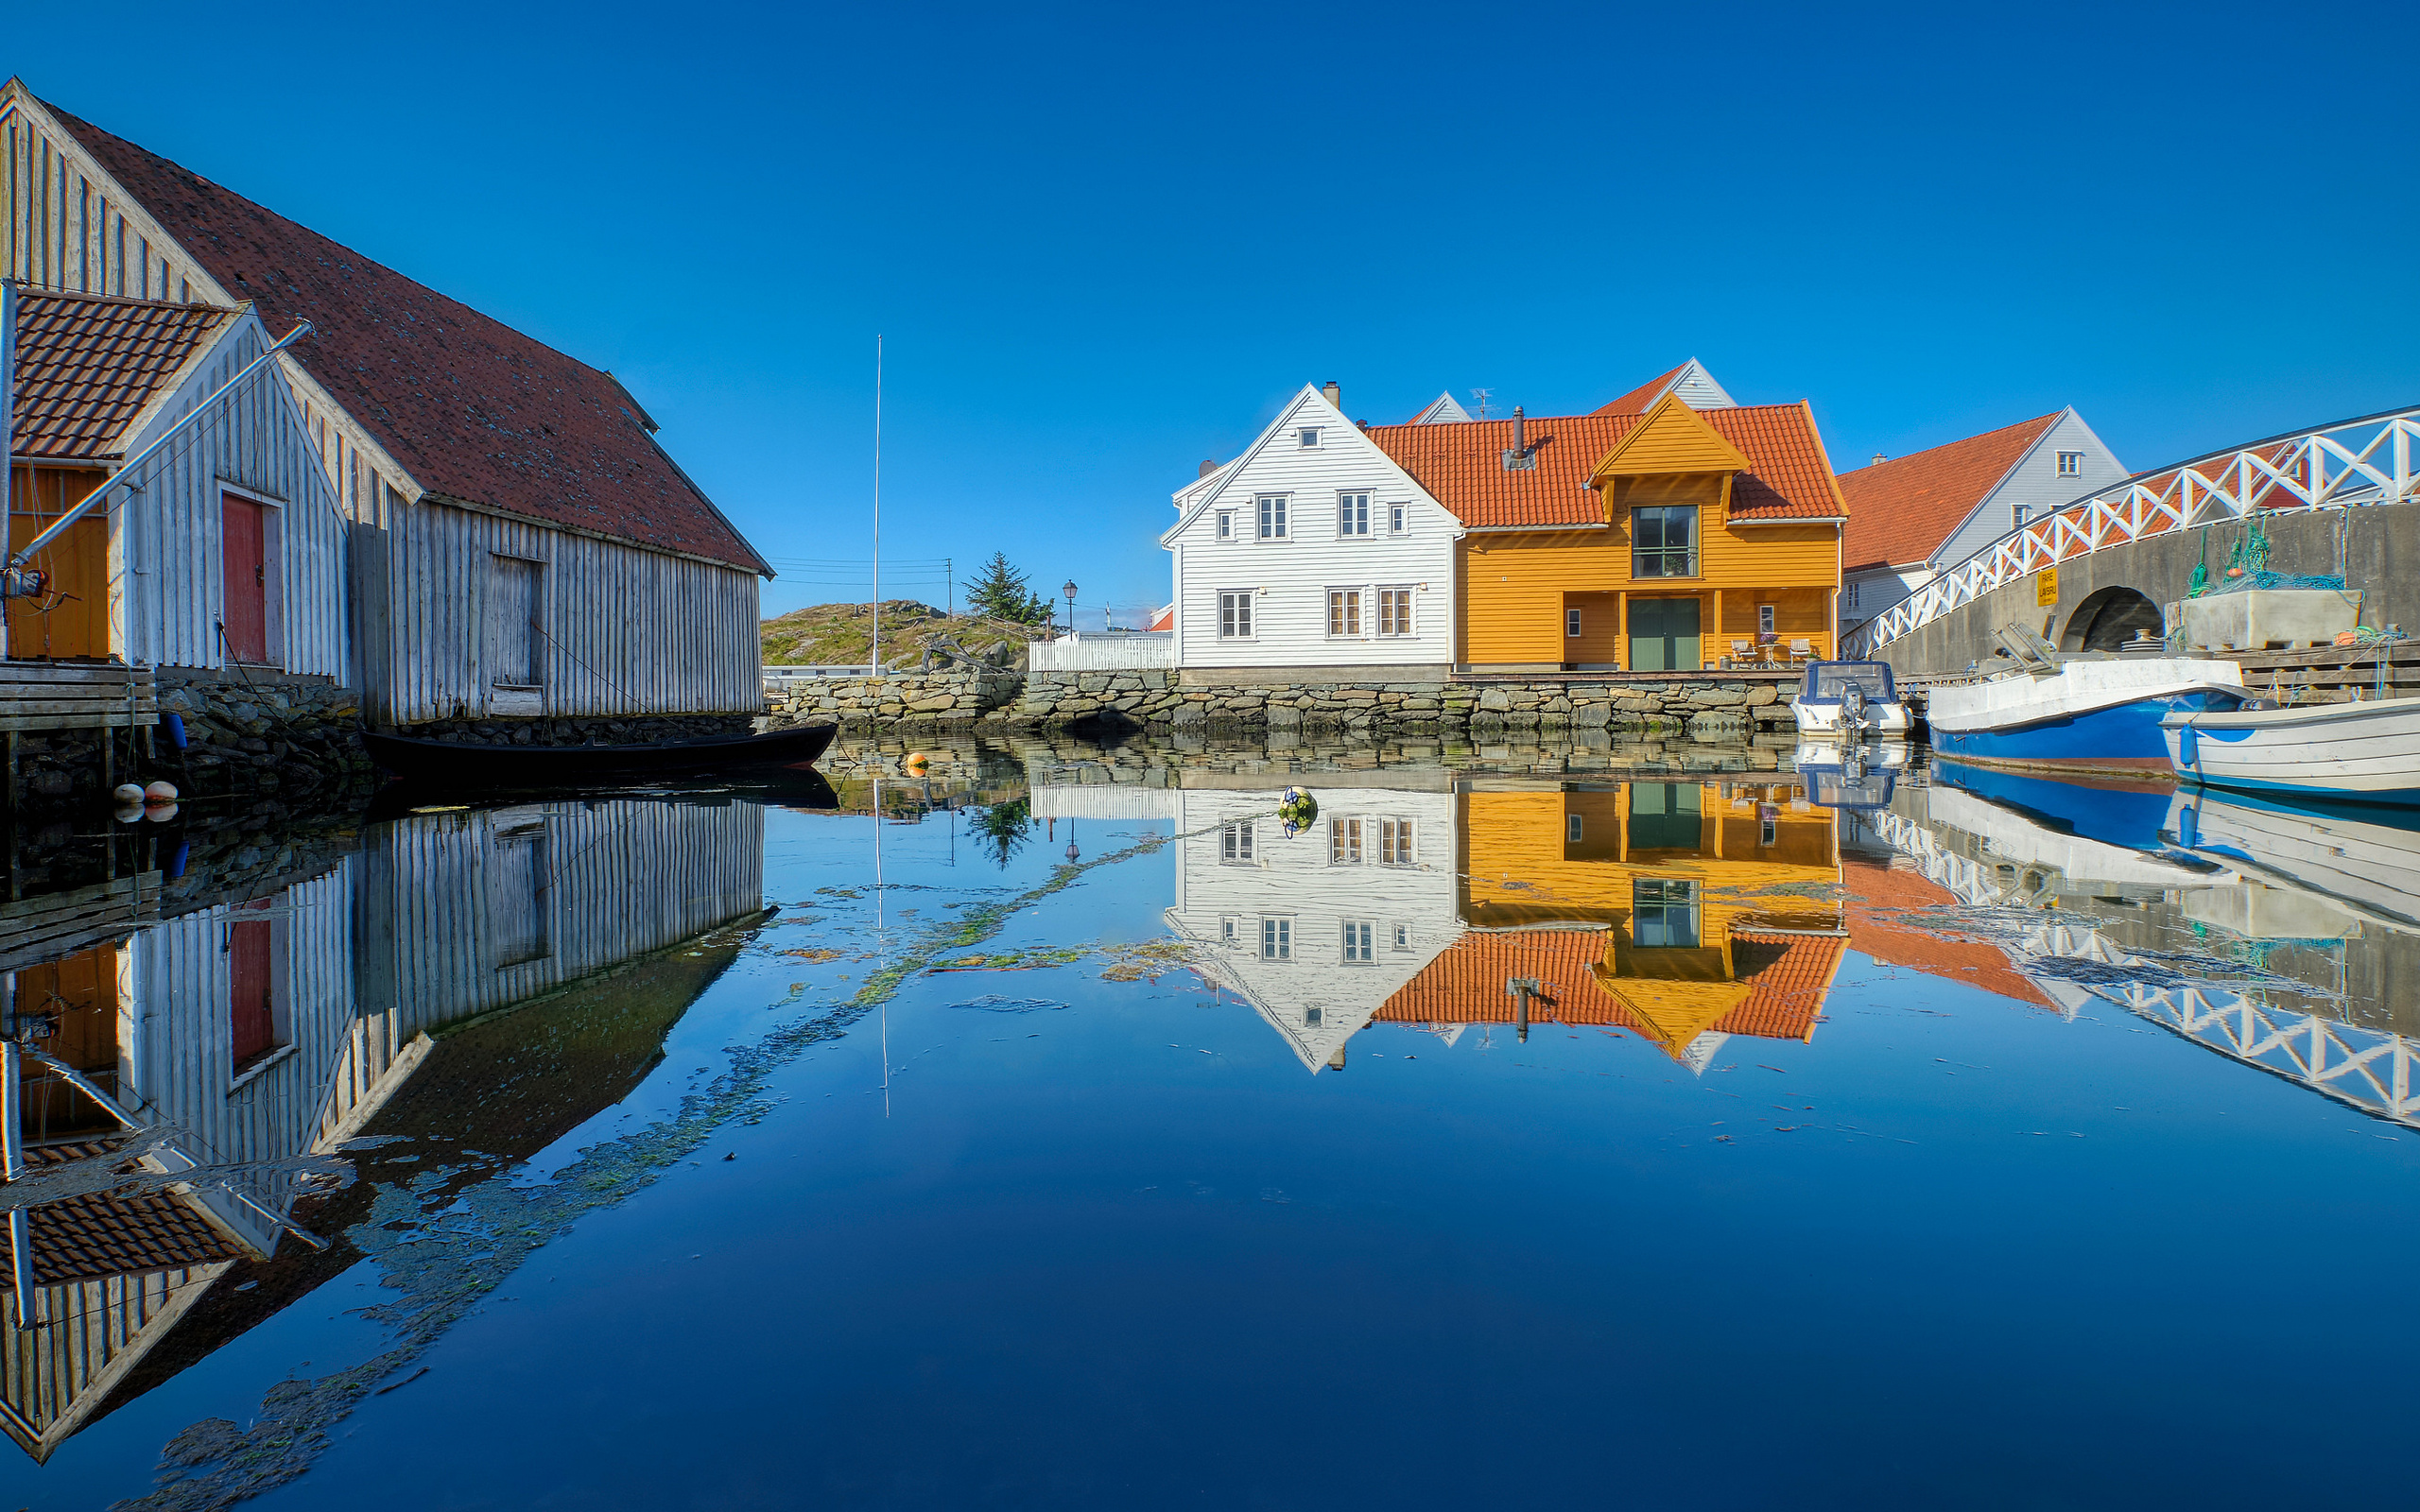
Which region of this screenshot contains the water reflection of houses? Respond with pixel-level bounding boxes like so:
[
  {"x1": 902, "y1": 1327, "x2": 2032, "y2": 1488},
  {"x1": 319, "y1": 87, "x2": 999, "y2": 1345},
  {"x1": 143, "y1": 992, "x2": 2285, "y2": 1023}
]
[
  {"x1": 0, "y1": 796, "x2": 764, "y2": 1460},
  {"x1": 1389, "y1": 781, "x2": 1846, "y2": 1070},
  {"x1": 1031, "y1": 763, "x2": 1850, "y2": 1071}
]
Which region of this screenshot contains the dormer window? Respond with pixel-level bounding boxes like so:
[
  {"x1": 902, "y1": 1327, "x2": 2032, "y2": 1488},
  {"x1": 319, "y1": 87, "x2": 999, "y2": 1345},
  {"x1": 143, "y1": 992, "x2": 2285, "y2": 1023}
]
[{"x1": 1298, "y1": 428, "x2": 1322, "y2": 449}]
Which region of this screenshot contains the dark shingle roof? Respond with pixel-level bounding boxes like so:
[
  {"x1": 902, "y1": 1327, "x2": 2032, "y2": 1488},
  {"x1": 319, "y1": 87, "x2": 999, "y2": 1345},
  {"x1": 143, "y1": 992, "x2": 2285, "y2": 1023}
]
[
  {"x1": 9, "y1": 287, "x2": 235, "y2": 459},
  {"x1": 43, "y1": 101, "x2": 770, "y2": 576}
]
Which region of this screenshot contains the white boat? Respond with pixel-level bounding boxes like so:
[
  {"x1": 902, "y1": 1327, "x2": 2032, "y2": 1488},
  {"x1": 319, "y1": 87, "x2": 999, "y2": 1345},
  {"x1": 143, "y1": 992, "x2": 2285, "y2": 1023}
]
[
  {"x1": 1791, "y1": 661, "x2": 1910, "y2": 735},
  {"x1": 2164, "y1": 696, "x2": 2420, "y2": 804},
  {"x1": 1927, "y1": 656, "x2": 2242, "y2": 775}
]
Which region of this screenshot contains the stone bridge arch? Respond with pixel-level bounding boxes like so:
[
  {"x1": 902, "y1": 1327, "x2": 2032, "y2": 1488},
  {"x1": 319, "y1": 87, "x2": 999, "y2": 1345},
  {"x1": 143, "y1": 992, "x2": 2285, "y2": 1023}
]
[{"x1": 2059, "y1": 586, "x2": 2164, "y2": 651}]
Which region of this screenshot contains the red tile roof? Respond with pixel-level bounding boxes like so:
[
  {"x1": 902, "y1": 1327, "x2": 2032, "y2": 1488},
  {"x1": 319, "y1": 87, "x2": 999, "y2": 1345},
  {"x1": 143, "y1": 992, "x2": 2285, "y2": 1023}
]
[
  {"x1": 11, "y1": 1190, "x2": 240, "y2": 1285},
  {"x1": 1368, "y1": 403, "x2": 1846, "y2": 530},
  {"x1": 1837, "y1": 413, "x2": 2060, "y2": 573},
  {"x1": 1593, "y1": 364, "x2": 1688, "y2": 417},
  {"x1": 43, "y1": 101, "x2": 770, "y2": 576},
  {"x1": 10, "y1": 287, "x2": 236, "y2": 459},
  {"x1": 1373, "y1": 926, "x2": 1841, "y2": 1056},
  {"x1": 1841, "y1": 857, "x2": 2053, "y2": 1008}
]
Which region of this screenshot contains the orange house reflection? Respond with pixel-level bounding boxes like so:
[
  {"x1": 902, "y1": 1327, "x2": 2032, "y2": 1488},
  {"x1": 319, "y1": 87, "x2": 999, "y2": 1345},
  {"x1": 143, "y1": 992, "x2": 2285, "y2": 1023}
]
[{"x1": 1376, "y1": 782, "x2": 1847, "y2": 1068}]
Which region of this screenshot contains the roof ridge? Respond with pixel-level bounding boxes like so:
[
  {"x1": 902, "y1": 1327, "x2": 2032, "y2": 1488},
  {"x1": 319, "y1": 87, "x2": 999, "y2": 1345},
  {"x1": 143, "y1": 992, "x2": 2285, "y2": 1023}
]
[{"x1": 1838, "y1": 410, "x2": 2064, "y2": 478}]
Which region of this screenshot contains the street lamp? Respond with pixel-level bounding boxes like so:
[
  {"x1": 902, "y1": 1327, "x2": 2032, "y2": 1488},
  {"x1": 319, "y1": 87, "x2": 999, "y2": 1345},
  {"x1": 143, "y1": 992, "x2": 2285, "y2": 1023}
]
[{"x1": 1063, "y1": 580, "x2": 1079, "y2": 639}]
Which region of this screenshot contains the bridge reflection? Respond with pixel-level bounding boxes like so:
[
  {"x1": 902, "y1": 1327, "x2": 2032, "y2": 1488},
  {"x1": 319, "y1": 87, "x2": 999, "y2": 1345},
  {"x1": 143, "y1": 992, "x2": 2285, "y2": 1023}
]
[{"x1": 1850, "y1": 764, "x2": 2420, "y2": 1129}]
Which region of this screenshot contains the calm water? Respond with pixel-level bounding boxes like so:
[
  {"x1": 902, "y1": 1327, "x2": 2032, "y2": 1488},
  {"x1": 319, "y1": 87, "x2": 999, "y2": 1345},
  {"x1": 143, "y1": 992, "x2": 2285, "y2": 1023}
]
[{"x1": 6, "y1": 732, "x2": 2420, "y2": 1509}]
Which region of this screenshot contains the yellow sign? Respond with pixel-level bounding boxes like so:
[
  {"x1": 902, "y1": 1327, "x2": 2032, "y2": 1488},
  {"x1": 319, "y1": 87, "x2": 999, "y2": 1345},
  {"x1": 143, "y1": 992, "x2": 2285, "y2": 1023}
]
[{"x1": 2035, "y1": 566, "x2": 2059, "y2": 607}]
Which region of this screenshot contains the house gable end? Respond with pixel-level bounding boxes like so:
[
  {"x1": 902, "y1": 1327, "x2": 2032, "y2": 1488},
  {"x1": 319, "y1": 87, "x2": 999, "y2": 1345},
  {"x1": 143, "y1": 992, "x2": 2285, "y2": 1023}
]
[
  {"x1": 1163, "y1": 386, "x2": 1447, "y2": 546},
  {"x1": 1587, "y1": 391, "x2": 1752, "y2": 482}
]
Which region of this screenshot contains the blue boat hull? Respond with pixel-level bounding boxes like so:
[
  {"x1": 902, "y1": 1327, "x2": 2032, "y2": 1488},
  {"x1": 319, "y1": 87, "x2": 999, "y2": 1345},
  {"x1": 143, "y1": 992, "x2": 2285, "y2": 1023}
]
[{"x1": 1933, "y1": 694, "x2": 2228, "y2": 774}]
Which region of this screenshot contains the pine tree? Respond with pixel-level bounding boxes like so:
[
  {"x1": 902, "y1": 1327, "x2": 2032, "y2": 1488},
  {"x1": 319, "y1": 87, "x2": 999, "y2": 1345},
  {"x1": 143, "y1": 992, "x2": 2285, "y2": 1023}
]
[{"x1": 965, "y1": 552, "x2": 1050, "y2": 625}]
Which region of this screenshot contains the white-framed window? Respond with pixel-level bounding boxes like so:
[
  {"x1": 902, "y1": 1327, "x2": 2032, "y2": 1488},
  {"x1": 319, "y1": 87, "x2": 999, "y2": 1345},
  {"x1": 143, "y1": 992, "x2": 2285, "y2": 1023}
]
[
  {"x1": 2012, "y1": 503, "x2": 2031, "y2": 529},
  {"x1": 1304, "y1": 1006, "x2": 1322, "y2": 1025},
  {"x1": 1220, "y1": 821, "x2": 1255, "y2": 864},
  {"x1": 1220, "y1": 915, "x2": 1241, "y2": 945},
  {"x1": 1388, "y1": 503, "x2": 1408, "y2": 534},
  {"x1": 1218, "y1": 590, "x2": 1254, "y2": 639},
  {"x1": 1378, "y1": 817, "x2": 1414, "y2": 866},
  {"x1": 1845, "y1": 581, "x2": 1860, "y2": 610},
  {"x1": 1260, "y1": 917, "x2": 1293, "y2": 960},
  {"x1": 1376, "y1": 588, "x2": 1414, "y2": 637},
  {"x1": 1392, "y1": 923, "x2": 1410, "y2": 951},
  {"x1": 1759, "y1": 603, "x2": 1775, "y2": 636},
  {"x1": 1215, "y1": 510, "x2": 1234, "y2": 541},
  {"x1": 1257, "y1": 495, "x2": 1290, "y2": 539},
  {"x1": 1567, "y1": 814, "x2": 1583, "y2": 844},
  {"x1": 1327, "y1": 589, "x2": 1362, "y2": 638},
  {"x1": 1329, "y1": 816, "x2": 1364, "y2": 864},
  {"x1": 1341, "y1": 920, "x2": 1375, "y2": 964},
  {"x1": 1337, "y1": 492, "x2": 1371, "y2": 537},
  {"x1": 1297, "y1": 427, "x2": 1322, "y2": 450},
  {"x1": 2056, "y1": 450, "x2": 2083, "y2": 478},
  {"x1": 1566, "y1": 608, "x2": 1582, "y2": 638}
]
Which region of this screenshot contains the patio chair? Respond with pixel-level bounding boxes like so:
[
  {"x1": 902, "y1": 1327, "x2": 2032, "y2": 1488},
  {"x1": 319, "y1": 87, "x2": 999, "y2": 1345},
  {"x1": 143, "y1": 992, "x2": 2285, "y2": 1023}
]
[{"x1": 1789, "y1": 637, "x2": 1814, "y2": 664}]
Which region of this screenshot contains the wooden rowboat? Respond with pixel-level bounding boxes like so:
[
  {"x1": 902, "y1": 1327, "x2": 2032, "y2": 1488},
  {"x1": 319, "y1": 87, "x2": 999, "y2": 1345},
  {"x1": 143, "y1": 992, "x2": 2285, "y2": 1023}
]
[
  {"x1": 2165, "y1": 696, "x2": 2420, "y2": 804},
  {"x1": 365, "y1": 722, "x2": 836, "y2": 786}
]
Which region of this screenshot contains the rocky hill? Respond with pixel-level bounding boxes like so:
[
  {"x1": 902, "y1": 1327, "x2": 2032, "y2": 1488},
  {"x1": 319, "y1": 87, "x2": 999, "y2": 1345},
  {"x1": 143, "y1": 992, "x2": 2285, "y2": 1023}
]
[{"x1": 760, "y1": 600, "x2": 1044, "y2": 669}]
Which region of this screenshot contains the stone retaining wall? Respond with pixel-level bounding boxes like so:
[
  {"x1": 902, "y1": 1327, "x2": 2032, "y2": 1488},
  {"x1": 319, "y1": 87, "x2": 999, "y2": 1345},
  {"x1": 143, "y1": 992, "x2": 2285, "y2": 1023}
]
[
  {"x1": 394, "y1": 712, "x2": 757, "y2": 747},
  {"x1": 764, "y1": 670, "x2": 1024, "y2": 728},
  {"x1": 1014, "y1": 669, "x2": 1793, "y2": 735},
  {"x1": 156, "y1": 670, "x2": 374, "y2": 799}
]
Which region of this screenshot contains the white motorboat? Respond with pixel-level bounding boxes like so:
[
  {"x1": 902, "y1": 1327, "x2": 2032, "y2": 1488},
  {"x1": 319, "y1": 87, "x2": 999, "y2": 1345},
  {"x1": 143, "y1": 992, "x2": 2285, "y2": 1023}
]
[
  {"x1": 1791, "y1": 661, "x2": 1910, "y2": 736},
  {"x1": 2164, "y1": 695, "x2": 2420, "y2": 804},
  {"x1": 1793, "y1": 735, "x2": 1908, "y2": 812}
]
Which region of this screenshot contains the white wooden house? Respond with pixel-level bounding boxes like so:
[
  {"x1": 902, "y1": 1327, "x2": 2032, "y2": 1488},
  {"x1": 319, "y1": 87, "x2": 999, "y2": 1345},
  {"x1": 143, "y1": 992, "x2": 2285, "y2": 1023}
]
[
  {"x1": 1163, "y1": 384, "x2": 1461, "y2": 676},
  {"x1": 4, "y1": 283, "x2": 346, "y2": 683},
  {"x1": 1837, "y1": 408, "x2": 2126, "y2": 631},
  {"x1": 2, "y1": 81, "x2": 772, "y2": 731}
]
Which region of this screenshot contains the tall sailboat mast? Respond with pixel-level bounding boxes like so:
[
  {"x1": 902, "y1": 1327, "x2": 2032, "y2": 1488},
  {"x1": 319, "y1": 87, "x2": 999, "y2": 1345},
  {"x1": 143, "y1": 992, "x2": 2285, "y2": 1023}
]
[{"x1": 872, "y1": 334, "x2": 883, "y2": 675}]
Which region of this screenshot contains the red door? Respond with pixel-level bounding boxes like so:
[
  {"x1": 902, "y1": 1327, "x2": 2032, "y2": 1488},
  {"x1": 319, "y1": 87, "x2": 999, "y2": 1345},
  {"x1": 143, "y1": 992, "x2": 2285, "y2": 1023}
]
[
  {"x1": 229, "y1": 918, "x2": 274, "y2": 1067},
  {"x1": 221, "y1": 495, "x2": 268, "y2": 664}
]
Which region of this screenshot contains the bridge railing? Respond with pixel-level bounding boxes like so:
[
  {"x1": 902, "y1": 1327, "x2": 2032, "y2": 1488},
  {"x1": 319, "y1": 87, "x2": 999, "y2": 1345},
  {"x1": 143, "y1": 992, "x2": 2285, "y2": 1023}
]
[{"x1": 1845, "y1": 405, "x2": 2420, "y2": 658}]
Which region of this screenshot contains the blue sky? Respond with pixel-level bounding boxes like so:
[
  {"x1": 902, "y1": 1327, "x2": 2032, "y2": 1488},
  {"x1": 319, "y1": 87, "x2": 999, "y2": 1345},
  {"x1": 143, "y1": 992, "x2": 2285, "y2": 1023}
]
[{"x1": 11, "y1": 2, "x2": 2412, "y2": 626}]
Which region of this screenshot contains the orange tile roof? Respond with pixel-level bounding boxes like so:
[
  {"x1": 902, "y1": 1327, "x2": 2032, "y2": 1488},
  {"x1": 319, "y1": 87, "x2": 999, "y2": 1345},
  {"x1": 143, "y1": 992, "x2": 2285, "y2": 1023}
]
[
  {"x1": 43, "y1": 100, "x2": 771, "y2": 576},
  {"x1": 10, "y1": 287, "x2": 237, "y2": 460},
  {"x1": 1368, "y1": 403, "x2": 1844, "y2": 530},
  {"x1": 1837, "y1": 413, "x2": 2060, "y2": 573},
  {"x1": 1593, "y1": 364, "x2": 1688, "y2": 416},
  {"x1": 1841, "y1": 857, "x2": 2052, "y2": 1009},
  {"x1": 1373, "y1": 927, "x2": 1841, "y2": 1057}
]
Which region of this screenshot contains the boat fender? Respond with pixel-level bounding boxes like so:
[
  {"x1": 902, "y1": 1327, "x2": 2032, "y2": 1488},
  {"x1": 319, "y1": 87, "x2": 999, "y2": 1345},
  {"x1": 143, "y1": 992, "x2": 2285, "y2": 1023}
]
[
  {"x1": 2177, "y1": 804, "x2": 2199, "y2": 850},
  {"x1": 164, "y1": 713, "x2": 187, "y2": 749},
  {"x1": 2175, "y1": 725, "x2": 2198, "y2": 770}
]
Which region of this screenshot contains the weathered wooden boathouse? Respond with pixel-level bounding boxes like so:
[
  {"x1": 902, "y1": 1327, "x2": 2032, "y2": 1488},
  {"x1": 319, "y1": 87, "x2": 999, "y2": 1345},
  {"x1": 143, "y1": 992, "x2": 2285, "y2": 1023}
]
[
  {"x1": 3, "y1": 279, "x2": 350, "y2": 803},
  {"x1": 1, "y1": 79, "x2": 771, "y2": 744}
]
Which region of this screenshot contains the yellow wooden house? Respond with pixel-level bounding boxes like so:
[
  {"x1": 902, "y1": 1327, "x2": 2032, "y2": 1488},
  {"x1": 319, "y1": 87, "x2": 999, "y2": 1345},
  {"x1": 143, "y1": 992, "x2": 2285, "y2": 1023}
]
[
  {"x1": 1374, "y1": 782, "x2": 1847, "y2": 1063},
  {"x1": 1372, "y1": 391, "x2": 1849, "y2": 672}
]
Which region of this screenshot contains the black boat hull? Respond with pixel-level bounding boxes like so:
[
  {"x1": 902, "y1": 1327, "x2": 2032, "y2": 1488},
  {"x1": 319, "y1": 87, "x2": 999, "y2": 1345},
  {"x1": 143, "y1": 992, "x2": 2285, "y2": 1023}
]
[{"x1": 365, "y1": 722, "x2": 838, "y2": 786}]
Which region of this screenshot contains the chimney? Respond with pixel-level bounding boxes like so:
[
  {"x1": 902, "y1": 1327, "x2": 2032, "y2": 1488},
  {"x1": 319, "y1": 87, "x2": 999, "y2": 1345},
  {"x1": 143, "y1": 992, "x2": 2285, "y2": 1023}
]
[
  {"x1": 1871, "y1": 454, "x2": 1887, "y2": 466},
  {"x1": 1322, "y1": 381, "x2": 1340, "y2": 408},
  {"x1": 1198, "y1": 458, "x2": 1219, "y2": 479},
  {"x1": 1513, "y1": 405, "x2": 1526, "y2": 454}
]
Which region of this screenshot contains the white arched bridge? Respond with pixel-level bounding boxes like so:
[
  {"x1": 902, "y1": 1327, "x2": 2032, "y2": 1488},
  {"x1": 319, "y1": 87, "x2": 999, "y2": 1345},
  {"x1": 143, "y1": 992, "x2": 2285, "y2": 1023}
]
[{"x1": 1846, "y1": 405, "x2": 2420, "y2": 661}]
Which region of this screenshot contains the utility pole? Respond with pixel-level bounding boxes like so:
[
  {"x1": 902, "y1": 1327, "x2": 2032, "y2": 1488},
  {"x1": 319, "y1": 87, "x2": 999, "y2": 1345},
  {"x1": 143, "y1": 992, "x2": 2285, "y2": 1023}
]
[{"x1": 872, "y1": 334, "x2": 882, "y2": 675}]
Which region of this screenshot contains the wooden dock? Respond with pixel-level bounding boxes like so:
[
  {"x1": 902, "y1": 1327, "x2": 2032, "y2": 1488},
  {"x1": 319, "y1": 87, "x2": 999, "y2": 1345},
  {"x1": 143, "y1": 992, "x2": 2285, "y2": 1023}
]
[
  {"x1": 0, "y1": 664, "x2": 159, "y2": 732},
  {"x1": 2231, "y1": 644, "x2": 2420, "y2": 702}
]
